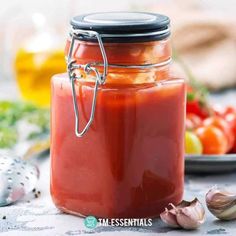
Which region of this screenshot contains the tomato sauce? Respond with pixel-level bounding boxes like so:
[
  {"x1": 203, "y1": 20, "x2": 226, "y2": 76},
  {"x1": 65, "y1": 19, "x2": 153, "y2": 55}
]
[
  {"x1": 50, "y1": 12, "x2": 186, "y2": 218},
  {"x1": 51, "y1": 76, "x2": 185, "y2": 218}
]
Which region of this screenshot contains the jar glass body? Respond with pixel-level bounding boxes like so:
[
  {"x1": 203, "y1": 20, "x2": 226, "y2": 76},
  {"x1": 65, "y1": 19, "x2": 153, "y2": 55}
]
[{"x1": 50, "y1": 38, "x2": 186, "y2": 218}]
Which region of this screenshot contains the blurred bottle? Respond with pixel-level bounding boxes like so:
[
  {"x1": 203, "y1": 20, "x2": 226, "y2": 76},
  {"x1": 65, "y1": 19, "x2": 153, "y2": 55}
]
[{"x1": 14, "y1": 13, "x2": 66, "y2": 107}]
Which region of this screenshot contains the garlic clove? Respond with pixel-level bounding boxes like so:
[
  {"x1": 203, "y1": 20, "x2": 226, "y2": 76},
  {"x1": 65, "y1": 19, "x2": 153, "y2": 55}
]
[
  {"x1": 217, "y1": 204, "x2": 236, "y2": 220},
  {"x1": 160, "y1": 207, "x2": 180, "y2": 228},
  {"x1": 160, "y1": 198, "x2": 205, "y2": 230},
  {"x1": 176, "y1": 198, "x2": 205, "y2": 230},
  {"x1": 206, "y1": 187, "x2": 236, "y2": 220}
]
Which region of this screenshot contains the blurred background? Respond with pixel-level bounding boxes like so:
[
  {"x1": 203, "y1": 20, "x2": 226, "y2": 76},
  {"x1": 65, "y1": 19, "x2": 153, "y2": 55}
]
[{"x1": 0, "y1": 0, "x2": 236, "y2": 105}]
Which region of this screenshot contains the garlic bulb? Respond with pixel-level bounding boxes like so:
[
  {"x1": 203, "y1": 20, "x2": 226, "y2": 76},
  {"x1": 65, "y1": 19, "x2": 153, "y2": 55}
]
[
  {"x1": 206, "y1": 187, "x2": 236, "y2": 220},
  {"x1": 160, "y1": 198, "x2": 205, "y2": 230}
]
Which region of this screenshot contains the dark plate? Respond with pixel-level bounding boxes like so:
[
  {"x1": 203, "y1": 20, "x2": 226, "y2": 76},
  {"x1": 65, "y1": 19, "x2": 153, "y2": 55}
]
[{"x1": 185, "y1": 154, "x2": 236, "y2": 174}]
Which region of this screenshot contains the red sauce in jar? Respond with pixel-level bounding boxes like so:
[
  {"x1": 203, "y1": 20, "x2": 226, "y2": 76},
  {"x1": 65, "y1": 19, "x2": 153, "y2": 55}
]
[{"x1": 50, "y1": 12, "x2": 186, "y2": 218}]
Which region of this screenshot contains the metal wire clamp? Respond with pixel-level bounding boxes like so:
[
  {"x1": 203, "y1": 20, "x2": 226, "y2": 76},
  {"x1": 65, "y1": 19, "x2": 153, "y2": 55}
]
[{"x1": 67, "y1": 29, "x2": 108, "y2": 137}]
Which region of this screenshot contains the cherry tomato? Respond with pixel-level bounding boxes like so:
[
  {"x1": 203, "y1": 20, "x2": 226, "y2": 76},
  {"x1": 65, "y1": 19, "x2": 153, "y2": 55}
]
[
  {"x1": 187, "y1": 100, "x2": 209, "y2": 119},
  {"x1": 225, "y1": 113, "x2": 236, "y2": 131},
  {"x1": 224, "y1": 113, "x2": 236, "y2": 153},
  {"x1": 185, "y1": 131, "x2": 203, "y2": 155},
  {"x1": 195, "y1": 126, "x2": 228, "y2": 154},
  {"x1": 217, "y1": 106, "x2": 236, "y2": 153},
  {"x1": 186, "y1": 113, "x2": 202, "y2": 130},
  {"x1": 186, "y1": 118, "x2": 194, "y2": 131},
  {"x1": 203, "y1": 116, "x2": 234, "y2": 152},
  {"x1": 213, "y1": 105, "x2": 236, "y2": 120},
  {"x1": 224, "y1": 106, "x2": 236, "y2": 116}
]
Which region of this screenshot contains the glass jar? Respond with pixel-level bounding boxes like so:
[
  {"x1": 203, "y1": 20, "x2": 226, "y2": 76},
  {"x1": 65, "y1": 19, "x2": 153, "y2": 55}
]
[{"x1": 50, "y1": 12, "x2": 186, "y2": 218}]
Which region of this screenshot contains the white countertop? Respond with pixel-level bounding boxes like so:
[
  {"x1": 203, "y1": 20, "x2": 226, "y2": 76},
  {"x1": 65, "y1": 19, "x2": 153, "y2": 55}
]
[{"x1": 1, "y1": 156, "x2": 236, "y2": 236}]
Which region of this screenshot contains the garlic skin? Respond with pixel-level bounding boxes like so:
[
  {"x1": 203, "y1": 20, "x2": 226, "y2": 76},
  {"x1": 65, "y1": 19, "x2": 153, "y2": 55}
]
[
  {"x1": 160, "y1": 198, "x2": 205, "y2": 230},
  {"x1": 206, "y1": 187, "x2": 236, "y2": 220},
  {"x1": 160, "y1": 207, "x2": 180, "y2": 228}
]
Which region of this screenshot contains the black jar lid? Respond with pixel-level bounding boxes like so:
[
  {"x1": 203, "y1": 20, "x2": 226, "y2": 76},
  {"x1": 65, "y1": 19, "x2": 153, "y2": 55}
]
[{"x1": 70, "y1": 12, "x2": 170, "y2": 43}]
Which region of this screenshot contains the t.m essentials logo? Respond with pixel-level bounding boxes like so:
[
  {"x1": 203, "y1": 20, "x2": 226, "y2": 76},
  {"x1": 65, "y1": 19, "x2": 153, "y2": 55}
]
[{"x1": 84, "y1": 216, "x2": 152, "y2": 229}]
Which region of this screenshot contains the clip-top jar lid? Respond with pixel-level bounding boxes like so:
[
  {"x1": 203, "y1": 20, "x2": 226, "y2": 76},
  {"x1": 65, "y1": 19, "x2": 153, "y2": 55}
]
[{"x1": 70, "y1": 12, "x2": 170, "y2": 42}]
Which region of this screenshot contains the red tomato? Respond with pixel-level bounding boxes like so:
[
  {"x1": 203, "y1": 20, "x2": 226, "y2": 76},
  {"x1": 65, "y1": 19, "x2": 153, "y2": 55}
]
[
  {"x1": 186, "y1": 113, "x2": 202, "y2": 130},
  {"x1": 187, "y1": 100, "x2": 209, "y2": 119},
  {"x1": 203, "y1": 116, "x2": 234, "y2": 152},
  {"x1": 224, "y1": 106, "x2": 236, "y2": 116},
  {"x1": 225, "y1": 113, "x2": 236, "y2": 130},
  {"x1": 187, "y1": 113, "x2": 202, "y2": 127},
  {"x1": 213, "y1": 105, "x2": 236, "y2": 119},
  {"x1": 186, "y1": 118, "x2": 194, "y2": 131},
  {"x1": 195, "y1": 126, "x2": 228, "y2": 154},
  {"x1": 224, "y1": 112, "x2": 236, "y2": 153},
  {"x1": 216, "y1": 106, "x2": 236, "y2": 153}
]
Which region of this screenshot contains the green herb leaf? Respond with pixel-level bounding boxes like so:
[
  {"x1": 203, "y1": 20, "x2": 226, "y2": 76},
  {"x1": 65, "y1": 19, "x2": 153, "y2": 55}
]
[
  {"x1": 0, "y1": 100, "x2": 50, "y2": 147},
  {"x1": 187, "y1": 92, "x2": 195, "y2": 102},
  {"x1": 0, "y1": 127, "x2": 18, "y2": 148}
]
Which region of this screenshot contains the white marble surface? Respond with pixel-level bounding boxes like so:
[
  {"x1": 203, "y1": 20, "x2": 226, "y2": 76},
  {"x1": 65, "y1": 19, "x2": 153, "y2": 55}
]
[{"x1": 1, "y1": 156, "x2": 236, "y2": 236}]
